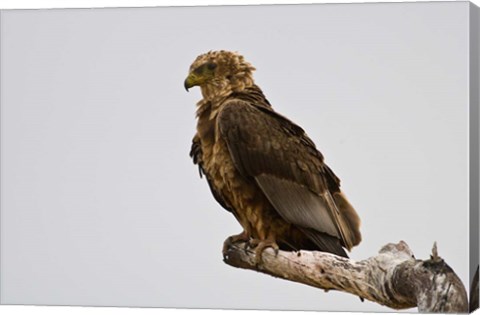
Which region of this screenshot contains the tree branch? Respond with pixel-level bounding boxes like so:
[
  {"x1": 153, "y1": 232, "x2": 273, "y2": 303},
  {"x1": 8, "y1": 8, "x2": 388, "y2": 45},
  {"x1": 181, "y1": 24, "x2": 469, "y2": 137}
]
[{"x1": 223, "y1": 240, "x2": 468, "y2": 313}]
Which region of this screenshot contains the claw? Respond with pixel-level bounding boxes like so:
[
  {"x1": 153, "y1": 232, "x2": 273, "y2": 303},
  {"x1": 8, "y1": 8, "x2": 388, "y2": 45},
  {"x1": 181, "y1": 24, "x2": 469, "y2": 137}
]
[
  {"x1": 248, "y1": 239, "x2": 280, "y2": 265},
  {"x1": 222, "y1": 231, "x2": 250, "y2": 258},
  {"x1": 243, "y1": 241, "x2": 250, "y2": 254}
]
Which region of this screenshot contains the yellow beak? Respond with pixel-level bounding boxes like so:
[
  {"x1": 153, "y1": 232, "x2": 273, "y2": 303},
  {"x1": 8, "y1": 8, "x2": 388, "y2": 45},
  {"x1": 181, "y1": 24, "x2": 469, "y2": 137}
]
[{"x1": 184, "y1": 73, "x2": 201, "y2": 91}]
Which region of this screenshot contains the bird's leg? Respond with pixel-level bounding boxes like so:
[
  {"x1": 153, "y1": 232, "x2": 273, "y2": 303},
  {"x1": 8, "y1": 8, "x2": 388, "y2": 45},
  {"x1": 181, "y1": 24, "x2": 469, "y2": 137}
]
[
  {"x1": 248, "y1": 238, "x2": 280, "y2": 265},
  {"x1": 222, "y1": 231, "x2": 250, "y2": 258}
]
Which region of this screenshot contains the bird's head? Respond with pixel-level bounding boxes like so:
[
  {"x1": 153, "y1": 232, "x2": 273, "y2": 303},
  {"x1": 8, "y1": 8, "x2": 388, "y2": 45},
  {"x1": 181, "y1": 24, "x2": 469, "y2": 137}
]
[{"x1": 184, "y1": 50, "x2": 256, "y2": 100}]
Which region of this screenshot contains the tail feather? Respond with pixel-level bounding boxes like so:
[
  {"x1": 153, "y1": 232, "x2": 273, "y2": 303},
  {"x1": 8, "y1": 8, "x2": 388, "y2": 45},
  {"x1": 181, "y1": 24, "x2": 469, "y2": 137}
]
[
  {"x1": 332, "y1": 191, "x2": 362, "y2": 249},
  {"x1": 300, "y1": 228, "x2": 349, "y2": 258}
]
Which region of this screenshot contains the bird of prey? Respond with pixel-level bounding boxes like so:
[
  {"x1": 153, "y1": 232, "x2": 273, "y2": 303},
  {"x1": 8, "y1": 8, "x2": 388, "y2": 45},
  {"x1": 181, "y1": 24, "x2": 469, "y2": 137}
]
[{"x1": 185, "y1": 50, "x2": 361, "y2": 262}]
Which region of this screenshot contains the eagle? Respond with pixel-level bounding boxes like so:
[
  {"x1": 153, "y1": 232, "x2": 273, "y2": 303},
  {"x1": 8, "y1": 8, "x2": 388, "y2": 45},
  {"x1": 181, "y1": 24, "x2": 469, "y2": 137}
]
[{"x1": 185, "y1": 50, "x2": 361, "y2": 262}]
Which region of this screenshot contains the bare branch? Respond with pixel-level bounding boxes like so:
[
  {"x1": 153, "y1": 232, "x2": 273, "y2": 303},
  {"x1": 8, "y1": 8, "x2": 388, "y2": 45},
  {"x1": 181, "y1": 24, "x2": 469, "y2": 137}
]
[{"x1": 223, "y1": 240, "x2": 468, "y2": 313}]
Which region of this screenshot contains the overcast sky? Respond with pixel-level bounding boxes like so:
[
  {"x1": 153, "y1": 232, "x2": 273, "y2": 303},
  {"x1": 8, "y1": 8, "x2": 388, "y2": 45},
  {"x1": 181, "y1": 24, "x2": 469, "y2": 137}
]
[{"x1": 0, "y1": 2, "x2": 472, "y2": 312}]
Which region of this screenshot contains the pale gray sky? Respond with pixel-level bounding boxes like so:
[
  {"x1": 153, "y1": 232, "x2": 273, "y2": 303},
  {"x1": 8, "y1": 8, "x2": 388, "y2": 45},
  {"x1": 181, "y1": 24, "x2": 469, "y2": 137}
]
[{"x1": 0, "y1": 2, "x2": 472, "y2": 312}]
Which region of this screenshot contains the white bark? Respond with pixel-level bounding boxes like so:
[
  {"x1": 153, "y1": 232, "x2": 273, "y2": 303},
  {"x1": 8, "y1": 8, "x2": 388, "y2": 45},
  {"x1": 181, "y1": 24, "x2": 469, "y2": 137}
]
[{"x1": 223, "y1": 240, "x2": 468, "y2": 313}]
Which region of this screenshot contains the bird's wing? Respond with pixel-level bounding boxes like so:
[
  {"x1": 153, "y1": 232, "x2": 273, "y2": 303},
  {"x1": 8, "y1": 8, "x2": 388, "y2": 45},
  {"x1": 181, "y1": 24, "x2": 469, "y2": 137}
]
[
  {"x1": 217, "y1": 100, "x2": 361, "y2": 251},
  {"x1": 190, "y1": 135, "x2": 234, "y2": 213}
]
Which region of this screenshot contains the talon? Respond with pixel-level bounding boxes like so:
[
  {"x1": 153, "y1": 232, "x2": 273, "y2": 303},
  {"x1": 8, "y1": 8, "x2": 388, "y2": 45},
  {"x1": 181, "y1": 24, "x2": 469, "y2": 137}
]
[
  {"x1": 222, "y1": 237, "x2": 232, "y2": 259},
  {"x1": 243, "y1": 242, "x2": 250, "y2": 254},
  {"x1": 222, "y1": 231, "x2": 250, "y2": 257},
  {"x1": 249, "y1": 239, "x2": 280, "y2": 265}
]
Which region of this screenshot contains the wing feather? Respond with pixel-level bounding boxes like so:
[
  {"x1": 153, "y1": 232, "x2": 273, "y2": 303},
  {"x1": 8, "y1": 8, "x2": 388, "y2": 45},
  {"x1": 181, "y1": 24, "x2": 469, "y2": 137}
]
[
  {"x1": 255, "y1": 174, "x2": 339, "y2": 237},
  {"x1": 218, "y1": 100, "x2": 361, "y2": 251},
  {"x1": 190, "y1": 135, "x2": 234, "y2": 213}
]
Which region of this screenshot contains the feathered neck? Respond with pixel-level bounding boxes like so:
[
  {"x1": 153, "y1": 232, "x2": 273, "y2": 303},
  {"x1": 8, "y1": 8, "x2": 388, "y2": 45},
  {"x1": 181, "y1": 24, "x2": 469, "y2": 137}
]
[
  {"x1": 195, "y1": 84, "x2": 272, "y2": 120},
  {"x1": 196, "y1": 74, "x2": 255, "y2": 118}
]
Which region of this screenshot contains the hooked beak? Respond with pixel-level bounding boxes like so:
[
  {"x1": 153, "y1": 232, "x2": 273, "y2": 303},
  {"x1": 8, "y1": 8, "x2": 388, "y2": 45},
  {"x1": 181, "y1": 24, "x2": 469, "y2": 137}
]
[
  {"x1": 184, "y1": 78, "x2": 191, "y2": 92},
  {"x1": 184, "y1": 73, "x2": 200, "y2": 92}
]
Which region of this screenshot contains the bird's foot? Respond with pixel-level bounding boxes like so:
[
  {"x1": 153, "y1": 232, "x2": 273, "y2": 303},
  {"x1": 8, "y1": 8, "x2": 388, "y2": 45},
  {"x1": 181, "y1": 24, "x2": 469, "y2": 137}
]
[
  {"x1": 222, "y1": 231, "x2": 250, "y2": 258},
  {"x1": 248, "y1": 239, "x2": 279, "y2": 265}
]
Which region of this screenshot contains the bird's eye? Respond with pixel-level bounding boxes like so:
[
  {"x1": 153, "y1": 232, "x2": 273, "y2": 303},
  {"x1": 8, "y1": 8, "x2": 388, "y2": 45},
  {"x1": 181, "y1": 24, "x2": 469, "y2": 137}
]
[{"x1": 206, "y1": 62, "x2": 217, "y2": 70}]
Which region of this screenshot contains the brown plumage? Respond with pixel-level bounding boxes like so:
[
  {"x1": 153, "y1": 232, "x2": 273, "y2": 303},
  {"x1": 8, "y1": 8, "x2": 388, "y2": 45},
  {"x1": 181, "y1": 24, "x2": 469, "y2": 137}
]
[{"x1": 185, "y1": 50, "x2": 361, "y2": 261}]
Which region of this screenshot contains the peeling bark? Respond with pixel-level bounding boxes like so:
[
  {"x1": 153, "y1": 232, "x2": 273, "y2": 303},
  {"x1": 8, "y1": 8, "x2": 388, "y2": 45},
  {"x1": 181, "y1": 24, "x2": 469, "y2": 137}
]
[{"x1": 223, "y1": 240, "x2": 468, "y2": 313}]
